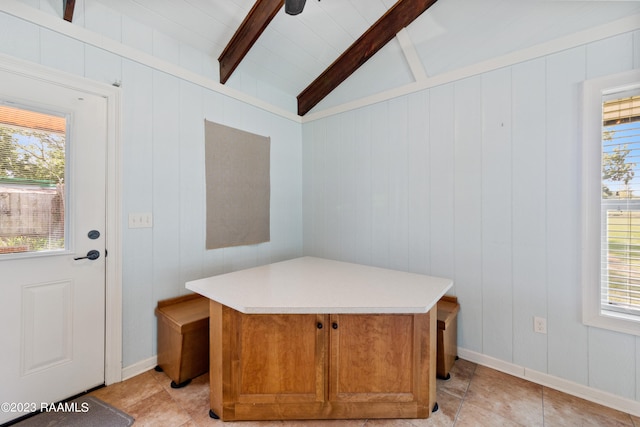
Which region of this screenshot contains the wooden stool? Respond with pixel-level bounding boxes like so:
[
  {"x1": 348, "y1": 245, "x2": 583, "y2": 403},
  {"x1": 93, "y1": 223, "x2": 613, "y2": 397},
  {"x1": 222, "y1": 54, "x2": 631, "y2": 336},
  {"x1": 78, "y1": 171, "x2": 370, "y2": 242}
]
[
  {"x1": 436, "y1": 295, "x2": 459, "y2": 380},
  {"x1": 155, "y1": 294, "x2": 209, "y2": 388}
]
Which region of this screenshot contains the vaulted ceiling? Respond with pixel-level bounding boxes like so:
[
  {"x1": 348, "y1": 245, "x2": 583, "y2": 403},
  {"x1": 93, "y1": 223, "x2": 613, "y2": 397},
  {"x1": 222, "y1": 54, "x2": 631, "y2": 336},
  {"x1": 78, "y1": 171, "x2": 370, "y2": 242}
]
[{"x1": 91, "y1": 0, "x2": 640, "y2": 117}]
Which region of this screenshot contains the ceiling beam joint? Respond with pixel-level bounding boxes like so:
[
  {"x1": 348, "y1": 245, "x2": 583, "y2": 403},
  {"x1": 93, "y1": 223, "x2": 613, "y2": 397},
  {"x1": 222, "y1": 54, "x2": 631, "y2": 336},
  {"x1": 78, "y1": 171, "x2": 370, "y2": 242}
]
[{"x1": 297, "y1": 0, "x2": 438, "y2": 116}]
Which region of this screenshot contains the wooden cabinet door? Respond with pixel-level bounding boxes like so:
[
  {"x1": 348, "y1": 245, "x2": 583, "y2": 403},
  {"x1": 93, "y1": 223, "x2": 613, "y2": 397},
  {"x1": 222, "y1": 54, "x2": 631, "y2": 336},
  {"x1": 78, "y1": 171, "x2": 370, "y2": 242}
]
[
  {"x1": 233, "y1": 311, "x2": 327, "y2": 405},
  {"x1": 210, "y1": 302, "x2": 435, "y2": 421},
  {"x1": 329, "y1": 313, "x2": 429, "y2": 406}
]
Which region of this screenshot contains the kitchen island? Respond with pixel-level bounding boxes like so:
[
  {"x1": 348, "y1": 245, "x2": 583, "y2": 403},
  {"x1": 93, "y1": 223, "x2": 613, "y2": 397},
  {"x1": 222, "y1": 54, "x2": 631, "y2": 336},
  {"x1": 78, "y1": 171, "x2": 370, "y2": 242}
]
[{"x1": 186, "y1": 257, "x2": 453, "y2": 421}]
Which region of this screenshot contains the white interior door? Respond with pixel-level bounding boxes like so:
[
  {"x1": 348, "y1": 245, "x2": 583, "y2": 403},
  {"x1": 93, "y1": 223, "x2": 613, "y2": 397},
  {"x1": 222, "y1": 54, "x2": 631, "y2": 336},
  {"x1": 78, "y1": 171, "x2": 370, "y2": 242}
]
[{"x1": 0, "y1": 69, "x2": 107, "y2": 424}]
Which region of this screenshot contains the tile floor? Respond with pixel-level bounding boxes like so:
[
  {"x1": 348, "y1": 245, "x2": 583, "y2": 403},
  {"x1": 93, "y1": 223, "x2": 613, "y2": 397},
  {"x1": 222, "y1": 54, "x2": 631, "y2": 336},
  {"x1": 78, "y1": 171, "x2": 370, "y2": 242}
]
[{"x1": 90, "y1": 359, "x2": 640, "y2": 427}]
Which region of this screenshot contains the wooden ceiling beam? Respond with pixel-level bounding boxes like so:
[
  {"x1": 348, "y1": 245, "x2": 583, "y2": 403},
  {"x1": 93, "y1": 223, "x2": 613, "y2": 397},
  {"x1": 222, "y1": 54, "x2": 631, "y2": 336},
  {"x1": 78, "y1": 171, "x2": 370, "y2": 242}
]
[
  {"x1": 297, "y1": 0, "x2": 438, "y2": 116},
  {"x1": 218, "y1": 0, "x2": 284, "y2": 84},
  {"x1": 63, "y1": 0, "x2": 75, "y2": 22}
]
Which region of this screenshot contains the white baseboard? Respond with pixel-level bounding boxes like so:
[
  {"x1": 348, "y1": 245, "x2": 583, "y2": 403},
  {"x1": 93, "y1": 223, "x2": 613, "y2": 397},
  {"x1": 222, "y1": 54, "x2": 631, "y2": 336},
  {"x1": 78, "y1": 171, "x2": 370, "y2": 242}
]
[
  {"x1": 458, "y1": 348, "x2": 640, "y2": 417},
  {"x1": 121, "y1": 356, "x2": 158, "y2": 381}
]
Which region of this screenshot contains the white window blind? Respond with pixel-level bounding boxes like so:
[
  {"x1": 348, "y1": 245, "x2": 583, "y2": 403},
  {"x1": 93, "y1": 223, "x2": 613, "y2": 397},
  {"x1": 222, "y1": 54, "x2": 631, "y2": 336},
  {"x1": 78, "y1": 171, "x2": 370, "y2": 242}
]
[
  {"x1": 0, "y1": 104, "x2": 66, "y2": 255},
  {"x1": 601, "y1": 91, "x2": 640, "y2": 315}
]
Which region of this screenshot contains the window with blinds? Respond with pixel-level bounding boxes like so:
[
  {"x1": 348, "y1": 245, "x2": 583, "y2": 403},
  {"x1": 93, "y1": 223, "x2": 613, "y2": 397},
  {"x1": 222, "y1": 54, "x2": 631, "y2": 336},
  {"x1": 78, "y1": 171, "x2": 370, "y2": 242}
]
[
  {"x1": 0, "y1": 104, "x2": 66, "y2": 255},
  {"x1": 601, "y1": 92, "x2": 640, "y2": 315}
]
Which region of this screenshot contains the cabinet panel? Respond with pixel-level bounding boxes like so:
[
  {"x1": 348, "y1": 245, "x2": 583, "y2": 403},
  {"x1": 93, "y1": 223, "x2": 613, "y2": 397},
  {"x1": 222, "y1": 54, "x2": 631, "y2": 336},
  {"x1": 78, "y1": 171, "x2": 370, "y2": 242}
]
[
  {"x1": 329, "y1": 314, "x2": 416, "y2": 403},
  {"x1": 209, "y1": 301, "x2": 436, "y2": 421},
  {"x1": 234, "y1": 311, "x2": 327, "y2": 404}
]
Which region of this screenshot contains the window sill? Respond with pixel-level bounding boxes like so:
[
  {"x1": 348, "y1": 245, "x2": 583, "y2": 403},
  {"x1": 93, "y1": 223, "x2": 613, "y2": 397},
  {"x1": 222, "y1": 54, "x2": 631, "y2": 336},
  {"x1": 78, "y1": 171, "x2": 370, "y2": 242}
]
[{"x1": 583, "y1": 308, "x2": 640, "y2": 337}]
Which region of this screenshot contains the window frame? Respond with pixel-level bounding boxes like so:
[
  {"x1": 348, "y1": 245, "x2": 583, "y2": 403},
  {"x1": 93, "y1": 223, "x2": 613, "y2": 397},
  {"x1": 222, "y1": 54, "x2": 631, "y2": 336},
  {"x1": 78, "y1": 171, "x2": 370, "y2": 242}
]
[{"x1": 581, "y1": 68, "x2": 640, "y2": 336}]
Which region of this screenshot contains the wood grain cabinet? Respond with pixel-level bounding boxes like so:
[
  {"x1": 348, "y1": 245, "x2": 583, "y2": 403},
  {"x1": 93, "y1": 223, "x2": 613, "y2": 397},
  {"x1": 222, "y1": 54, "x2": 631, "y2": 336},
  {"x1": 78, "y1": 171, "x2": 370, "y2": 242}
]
[{"x1": 209, "y1": 301, "x2": 437, "y2": 421}]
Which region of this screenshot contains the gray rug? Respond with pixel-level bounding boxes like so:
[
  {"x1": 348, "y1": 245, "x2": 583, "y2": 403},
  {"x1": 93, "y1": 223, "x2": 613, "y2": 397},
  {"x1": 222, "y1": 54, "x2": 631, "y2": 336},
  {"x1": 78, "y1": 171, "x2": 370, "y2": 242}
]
[{"x1": 11, "y1": 395, "x2": 134, "y2": 427}]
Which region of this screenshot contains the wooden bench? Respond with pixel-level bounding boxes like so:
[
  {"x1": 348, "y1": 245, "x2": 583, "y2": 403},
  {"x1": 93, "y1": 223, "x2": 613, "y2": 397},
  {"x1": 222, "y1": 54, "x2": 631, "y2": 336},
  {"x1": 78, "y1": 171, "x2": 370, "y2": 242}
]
[
  {"x1": 436, "y1": 295, "x2": 459, "y2": 380},
  {"x1": 155, "y1": 294, "x2": 209, "y2": 388}
]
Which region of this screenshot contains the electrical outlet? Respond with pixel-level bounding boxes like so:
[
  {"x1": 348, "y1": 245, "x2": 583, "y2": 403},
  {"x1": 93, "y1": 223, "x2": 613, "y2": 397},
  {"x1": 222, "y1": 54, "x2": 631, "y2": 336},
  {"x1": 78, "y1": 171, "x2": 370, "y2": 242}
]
[
  {"x1": 533, "y1": 316, "x2": 547, "y2": 334},
  {"x1": 128, "y1": 212, "x2": 153, "y2": 228}
]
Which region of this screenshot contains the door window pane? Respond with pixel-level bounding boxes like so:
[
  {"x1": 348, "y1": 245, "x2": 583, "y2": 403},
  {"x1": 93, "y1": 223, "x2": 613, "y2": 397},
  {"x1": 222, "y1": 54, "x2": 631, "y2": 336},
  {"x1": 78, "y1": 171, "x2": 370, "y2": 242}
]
[{"x1": 0, "y1": 105, "x2": 66, "y2": 255}]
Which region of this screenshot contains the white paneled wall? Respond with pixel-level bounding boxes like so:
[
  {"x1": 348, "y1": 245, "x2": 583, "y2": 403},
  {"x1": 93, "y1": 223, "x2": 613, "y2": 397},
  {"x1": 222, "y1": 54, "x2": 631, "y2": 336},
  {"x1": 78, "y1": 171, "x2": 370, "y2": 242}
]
[
  {"x1": 0, "y1": 5, "x2": 303, "y2": 368},
  {"x1": 453, "y1": 76, "x2": 483, "y2": 354},
  {"x1": 481, "y1": 68, "x2": 513, "y2": 364},
  {"x1": 545, "y1": 45, "x2": 588, "y2": 389},
  {"x1": 511, "y1": 58, "x2": 547, "y2": 373},
  {"x1": 302, "y1": 32, "x2": 640, "y2": 403}
]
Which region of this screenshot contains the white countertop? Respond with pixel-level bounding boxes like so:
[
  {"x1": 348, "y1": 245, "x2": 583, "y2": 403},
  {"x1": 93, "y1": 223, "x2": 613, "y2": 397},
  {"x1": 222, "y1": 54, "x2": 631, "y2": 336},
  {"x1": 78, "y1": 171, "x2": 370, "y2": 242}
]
[{"x1": 186, "y1": 257, "x2": 453, "y2": 314}]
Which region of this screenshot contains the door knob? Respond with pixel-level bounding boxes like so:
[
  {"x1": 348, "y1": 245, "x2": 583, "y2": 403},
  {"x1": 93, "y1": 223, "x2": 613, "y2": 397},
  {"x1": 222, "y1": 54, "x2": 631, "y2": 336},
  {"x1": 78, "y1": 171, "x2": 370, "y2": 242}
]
[{"x1": 74, "y1": 250, "x2": 100, "y2": 261}]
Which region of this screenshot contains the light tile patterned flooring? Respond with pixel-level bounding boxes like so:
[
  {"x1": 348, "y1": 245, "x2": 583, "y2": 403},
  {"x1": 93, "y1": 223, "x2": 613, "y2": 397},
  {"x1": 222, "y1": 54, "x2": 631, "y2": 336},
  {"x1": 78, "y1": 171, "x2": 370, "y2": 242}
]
[{"x1": 90, "y1": 359, "x2": 640, "y2": 427}]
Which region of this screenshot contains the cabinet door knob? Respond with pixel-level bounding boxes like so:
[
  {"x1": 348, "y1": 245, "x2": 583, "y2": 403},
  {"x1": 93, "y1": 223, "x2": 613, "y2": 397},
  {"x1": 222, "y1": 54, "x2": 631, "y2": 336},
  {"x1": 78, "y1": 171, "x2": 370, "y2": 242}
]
[
  {"x1": 317, "y1": 322, "x2": 323, "y2": 329},
  {"x1": 332, "y1": 322, "x2": 338, "y2": 329}
]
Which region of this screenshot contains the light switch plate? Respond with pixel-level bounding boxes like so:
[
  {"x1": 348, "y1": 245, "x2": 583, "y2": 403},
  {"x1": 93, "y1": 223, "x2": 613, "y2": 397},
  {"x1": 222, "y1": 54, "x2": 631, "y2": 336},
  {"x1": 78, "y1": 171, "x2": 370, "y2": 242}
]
[{"x1": 128, "y1": 212, "x2": 153, "y2": 228}]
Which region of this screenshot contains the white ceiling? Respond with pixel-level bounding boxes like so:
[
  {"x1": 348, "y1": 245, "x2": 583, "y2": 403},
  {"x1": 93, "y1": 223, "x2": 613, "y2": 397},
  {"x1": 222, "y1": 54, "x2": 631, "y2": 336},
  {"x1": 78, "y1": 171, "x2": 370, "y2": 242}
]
[{"x1": 92, "y1": 0, "x2": 640, "y2": 114}]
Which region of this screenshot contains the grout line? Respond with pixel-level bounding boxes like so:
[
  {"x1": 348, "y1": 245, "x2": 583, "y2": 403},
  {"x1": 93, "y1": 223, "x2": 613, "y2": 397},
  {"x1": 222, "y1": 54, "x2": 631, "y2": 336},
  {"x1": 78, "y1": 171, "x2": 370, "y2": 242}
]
[
  {"x1": 541, "y1": 385, "x2": 546, "y2": 427},
  {"x1": 455, "y1": 362, "x2": 478, "y2": 425}
]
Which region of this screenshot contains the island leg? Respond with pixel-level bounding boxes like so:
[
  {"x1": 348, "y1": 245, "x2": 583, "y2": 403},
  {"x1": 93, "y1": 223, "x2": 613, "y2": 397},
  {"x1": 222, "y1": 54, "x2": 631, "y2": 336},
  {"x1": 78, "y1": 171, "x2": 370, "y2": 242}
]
[{"x1": 428, "y1": 307, "x2": 438, "y2": 415}]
